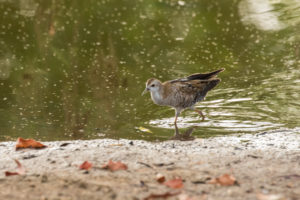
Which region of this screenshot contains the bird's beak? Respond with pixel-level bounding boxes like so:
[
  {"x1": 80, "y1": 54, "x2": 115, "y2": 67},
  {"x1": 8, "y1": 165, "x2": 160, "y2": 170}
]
[{"x1": 142, "y1": 88, "x2": 149, "y2": 96}]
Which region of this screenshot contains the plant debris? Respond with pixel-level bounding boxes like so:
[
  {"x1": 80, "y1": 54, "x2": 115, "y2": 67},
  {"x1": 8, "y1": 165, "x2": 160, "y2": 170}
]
[
  {"x1": 16, "y1": 137, "x2": 47, "y2": 150},
  {"x1": 208, "y1": 174, "x2": 237, "y2": 186},
  {"x1": 102, "y1": 160, "x2": 128, "y2": 171},
  {"x1": 5, "y1": 159, "x2": 26, "y2": 176},
  {"x1": 79, "y1": 161, "x2": 93, "y2": 170},
  {"x1": 143, "y1": 191, "x2": 181, "y2": 200},
  {"x1": 163, "y1": 178, "x2": 183, "y2": 189}
]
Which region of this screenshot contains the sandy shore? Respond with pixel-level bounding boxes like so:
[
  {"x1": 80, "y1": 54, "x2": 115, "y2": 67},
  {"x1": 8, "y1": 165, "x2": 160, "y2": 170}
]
[{"x1": 0, "y1": 129, "x2": 299, "y2": 200}]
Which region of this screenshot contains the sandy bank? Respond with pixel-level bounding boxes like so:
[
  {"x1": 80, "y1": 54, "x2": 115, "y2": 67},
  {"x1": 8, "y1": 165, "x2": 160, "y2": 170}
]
[{"x1": 0, "y1": 129, "x2": 299, "y2": 200}]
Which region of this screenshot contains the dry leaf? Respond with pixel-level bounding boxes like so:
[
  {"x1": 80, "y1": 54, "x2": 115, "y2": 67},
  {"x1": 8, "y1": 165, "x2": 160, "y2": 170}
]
[
  {"x1": 208, "y1": 174, "x2": 237, "y2": 186},
  {"x1": 79, "y1": 161, "x2": 93, "y2": 170},
  {"x1": 16, "y1": 137, "x2": 47, "y2": 150},
  {"x1": 156, "y1": 173, "x2": 165, "y2": 183},
  {"x1": 102, "y1": 160, "x2": 128, "y2": 171},
  {"x1": 256, "y1": 193, "x2": 285, "y2": 200},
  {"x1": 137, "y1": 126, "x2": 153, "y2": 133},
  {"x1": 143, "y1": 191, "x2": 181, "y2": 200},
  {"x1": 163, "y1": 178, "x2": 183, "y2": 189},
  {"x1": 5, "y1": 159, "x2": 26, "y2": 176}
]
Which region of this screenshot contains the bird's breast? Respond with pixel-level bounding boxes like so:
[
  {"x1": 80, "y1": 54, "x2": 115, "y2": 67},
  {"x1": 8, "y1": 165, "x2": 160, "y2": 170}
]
[{"x1": 150, "y1": 91, "x2": 165, "y2": 106}]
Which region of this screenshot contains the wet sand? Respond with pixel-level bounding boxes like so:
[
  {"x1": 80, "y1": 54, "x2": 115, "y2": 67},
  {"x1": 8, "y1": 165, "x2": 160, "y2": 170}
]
[{"x1": 0, "y1": 128, "x2": 299, "y2": 200}]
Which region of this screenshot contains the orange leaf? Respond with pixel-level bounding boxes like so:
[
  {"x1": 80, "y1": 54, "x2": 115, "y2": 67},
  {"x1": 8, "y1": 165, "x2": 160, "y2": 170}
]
[
  {"x1": 5, "y1": 172, "x2": 19, "y2": 176},
  {"x1": 163, "y1": 178, "x2": 183, "y2": 189},
  {"x1": 16, "y1": 137, "x2": 47, "y2": 150},
  {"x1": 208, "y1": 174, "x2": 237, "y2": 186},
  {"x1": 79, "y1": 161, "x2": 93, "y2": 170},
  {"x1": 102, "y1": 160, "x2": 128, "y2": 171},
  {"x1": 5, "y1": 159, "x2": 26, "y2": 176}
]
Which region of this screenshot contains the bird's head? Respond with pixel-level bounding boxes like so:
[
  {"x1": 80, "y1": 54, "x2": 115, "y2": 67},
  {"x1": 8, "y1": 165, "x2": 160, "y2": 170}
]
[{"x1": 142, "y1": 78, "x2": 162, "y2": 95}]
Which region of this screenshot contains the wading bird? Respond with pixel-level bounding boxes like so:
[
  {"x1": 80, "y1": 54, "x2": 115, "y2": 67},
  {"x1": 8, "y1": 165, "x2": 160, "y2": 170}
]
[{"x1": 142, "y1": 68, "x2": 224, "y2": 129}]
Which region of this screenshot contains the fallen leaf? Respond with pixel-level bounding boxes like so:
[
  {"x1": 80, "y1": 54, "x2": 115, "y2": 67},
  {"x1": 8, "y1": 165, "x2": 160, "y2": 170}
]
[
  {"x1": 102, "y1": 160, "x2": 128, "y2": 171},
  {"x1": 256, "y1": 193, "x2": 285, "y2": 200},
  {"x1": 208, "y1": 174, "x2": 237, "y2": 186},
  {"x1": 137, "y1": 126, "x2": 153, "y2": 133},
  {"x1": 79, "y1": 161, "x2": 93, "y2": 170},
  {"x1": 143, "y1": 191, "x2": 181, "y2": 200},
  {"x1": 5, "y1": 159, "x2": 26, "y2": 176},
  {"x1": 163, "y1": 178, "x2": 183, "y2": 189},
  {"x1": 156, "y1": 173, "x2": 165, "y2": 183},
  {"x1": 16, "y1": 137, "x2": 47, "y2": 150}
]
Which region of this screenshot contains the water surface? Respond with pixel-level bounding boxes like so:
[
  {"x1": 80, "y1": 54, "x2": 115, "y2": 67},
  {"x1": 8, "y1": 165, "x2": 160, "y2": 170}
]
[{"x1": 0, "y1": 0, "x2": 299, "y2": 141}]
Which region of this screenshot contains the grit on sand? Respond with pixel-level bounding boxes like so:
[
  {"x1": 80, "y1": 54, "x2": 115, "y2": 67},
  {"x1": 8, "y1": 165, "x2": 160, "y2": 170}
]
[{"x1": 0, "y1": 129, "x2": 299, "y2": 200}]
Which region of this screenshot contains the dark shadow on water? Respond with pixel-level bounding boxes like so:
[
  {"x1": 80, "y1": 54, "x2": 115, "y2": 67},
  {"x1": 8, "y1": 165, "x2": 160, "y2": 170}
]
[{"x1": 169, "y1": 124, "x2": 196, "y2": 141}]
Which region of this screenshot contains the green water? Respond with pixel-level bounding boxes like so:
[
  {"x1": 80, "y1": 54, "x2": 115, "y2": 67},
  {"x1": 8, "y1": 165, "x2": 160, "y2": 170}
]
[{"x1": 0, "y1": 0, "x2": 299, "y2": 141}]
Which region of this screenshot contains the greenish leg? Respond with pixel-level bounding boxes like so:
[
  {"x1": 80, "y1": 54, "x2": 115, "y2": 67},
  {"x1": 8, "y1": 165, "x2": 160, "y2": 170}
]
[{"x1": 195, "y1": 109, "x2": 205, "y2": 121}]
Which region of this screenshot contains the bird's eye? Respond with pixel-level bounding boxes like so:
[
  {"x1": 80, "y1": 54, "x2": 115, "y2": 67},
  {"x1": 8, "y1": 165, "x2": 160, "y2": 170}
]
[{"x1": 151, "y1": 84, "x2": 155, "y2": 87}]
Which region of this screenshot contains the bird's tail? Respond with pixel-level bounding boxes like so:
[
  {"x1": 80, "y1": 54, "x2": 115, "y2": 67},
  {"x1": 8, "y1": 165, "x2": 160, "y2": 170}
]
[
  {"x1": 187, "y1": 68, "x2": 224, "y2": 80},
  {"x1": 195, "y1": 78, "x2": 221, "y2": 102}
]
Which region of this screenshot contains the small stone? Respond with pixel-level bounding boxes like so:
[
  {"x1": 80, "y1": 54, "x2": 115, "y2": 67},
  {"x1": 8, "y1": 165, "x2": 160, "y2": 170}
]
[
  {"x1": 234, "y1": 147, "x2": 243, "y2": 150},
  {"x1": 156, "y1": 173, "x2": 165, "y2": 183},
  {"x1": 23, "y1": 154, "x2": 38, "y2": 160},
  {"x1": 60, "y1": 143, "x2": 71, "y2": 147}
]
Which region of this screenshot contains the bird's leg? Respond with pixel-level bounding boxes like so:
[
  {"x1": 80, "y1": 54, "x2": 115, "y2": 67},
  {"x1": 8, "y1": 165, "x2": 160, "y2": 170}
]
[
  {"x1": 174, "y1": 115, "x2": 179, "y2": 136},
  {"x1": 174, "y1": 122, "x2": 179, "y2": 136},
  {"x1": 174, "y1": 110, "x2": 181, "y2": 136},
  {"x1": 194, "y1": 109, "x2": 205, "y2": 121}
]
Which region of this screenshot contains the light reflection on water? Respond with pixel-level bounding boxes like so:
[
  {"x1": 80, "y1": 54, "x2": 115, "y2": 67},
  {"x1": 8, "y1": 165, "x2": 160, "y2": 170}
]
[
  {"x1": 149, "y1": 97, "x2": 284, "y2": 134},
  {"x1": 150, "y1": 116, "x2": 282, "y2": 132},
  {"x1": 0, "y1": 0, "x2": 299, "y2": 141}
]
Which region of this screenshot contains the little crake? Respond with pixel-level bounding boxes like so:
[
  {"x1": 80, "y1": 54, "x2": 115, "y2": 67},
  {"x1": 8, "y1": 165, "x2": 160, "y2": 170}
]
[{"x1": 142, "y1": 68, "x2": 224, "y2": 128}]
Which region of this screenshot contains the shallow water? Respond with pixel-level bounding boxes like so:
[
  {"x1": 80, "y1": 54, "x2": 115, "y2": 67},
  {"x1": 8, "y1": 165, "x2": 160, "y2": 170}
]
[{"x1": 0, "y1": 0, "x2": 299, "y2": 141}]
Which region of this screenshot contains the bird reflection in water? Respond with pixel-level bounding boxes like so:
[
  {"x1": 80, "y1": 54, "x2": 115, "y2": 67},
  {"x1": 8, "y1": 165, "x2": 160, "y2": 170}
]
[{"x1": 169, "y1": 125, "x2": 197, "y2": 141}]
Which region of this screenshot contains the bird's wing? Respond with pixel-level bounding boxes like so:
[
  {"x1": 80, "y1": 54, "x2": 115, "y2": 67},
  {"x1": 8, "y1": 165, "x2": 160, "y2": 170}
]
[{"x1": 166, "y1": 79, "x2": 220, "y2": 108}]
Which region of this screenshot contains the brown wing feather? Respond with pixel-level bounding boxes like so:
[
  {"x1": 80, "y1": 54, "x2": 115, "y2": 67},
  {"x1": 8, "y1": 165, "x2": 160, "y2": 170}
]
[{"x1": 163, "y1": 79, "x2": 220, "y2": 108}]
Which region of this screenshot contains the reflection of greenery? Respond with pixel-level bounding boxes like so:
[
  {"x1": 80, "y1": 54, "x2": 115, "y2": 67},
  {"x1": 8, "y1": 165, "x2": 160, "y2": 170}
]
[
  {"x1": 0, "y1": 0, "x2": 299, "y2": 141},
  {"x1": 273, "y1": 0, "x2": 300, "y2": 27}
]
